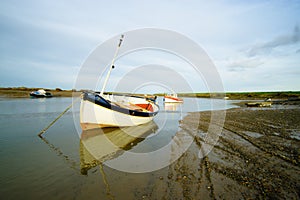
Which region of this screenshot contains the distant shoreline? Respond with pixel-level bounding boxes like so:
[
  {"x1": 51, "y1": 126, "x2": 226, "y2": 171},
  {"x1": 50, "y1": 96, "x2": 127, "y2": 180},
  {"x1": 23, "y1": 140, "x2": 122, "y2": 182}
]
[
  {"x1": 0, "y1": 87, "x2": 299, "y2": 100},
  {"x1": 0, "y1": 87, "x2": 80, "y2": 98}
]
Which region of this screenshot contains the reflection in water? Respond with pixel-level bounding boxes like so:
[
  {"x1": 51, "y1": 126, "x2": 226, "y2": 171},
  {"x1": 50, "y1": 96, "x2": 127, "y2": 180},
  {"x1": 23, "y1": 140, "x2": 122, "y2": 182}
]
[
  {"x1": 39, "y1": 136, "x2": 79, "y2": 172},
  {"x1": 80, "y1": 121, "x2": 158, "y2": 175},
  {"x1": 99, "y1": 164, "x2": 114, "y2": 200},
  {"x1": 164, "y1": 102, "x2": 182, "y2": 112}
]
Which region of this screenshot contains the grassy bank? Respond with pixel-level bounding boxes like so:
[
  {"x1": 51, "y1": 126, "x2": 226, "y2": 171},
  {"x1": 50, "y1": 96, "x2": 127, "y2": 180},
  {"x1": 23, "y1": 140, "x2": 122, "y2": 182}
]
[
  {"x1": 176, "y1": 91, "x2": 300, "y2": 100},
  {"x1": 1, "y1": 87, "x2": 299, "y2": 100},
  {"x1": 0, "y1": 87, "x2": 80, "y2": 98}
]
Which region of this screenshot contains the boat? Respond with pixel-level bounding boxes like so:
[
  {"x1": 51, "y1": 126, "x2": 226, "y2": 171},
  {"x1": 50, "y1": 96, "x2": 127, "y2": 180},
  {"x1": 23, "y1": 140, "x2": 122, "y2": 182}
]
[
  {"x1": 30, "y1": 89, "x2": 52, "y2": 98},
  {"x1": 80, "y1": 35, "x2": 159, "y2": 129},
  {"x1": 80, "y1": 92, "x2": 159, "y2": 129},
  {"x1": 245, "y1": 101, "x2": 272, "y2": 107},
  {"x1": 163, "y1": 93, "x2": 183, "y2": 103},
  {"x1": 80, "y1": 121, "x2": 158, "y2": 174}
]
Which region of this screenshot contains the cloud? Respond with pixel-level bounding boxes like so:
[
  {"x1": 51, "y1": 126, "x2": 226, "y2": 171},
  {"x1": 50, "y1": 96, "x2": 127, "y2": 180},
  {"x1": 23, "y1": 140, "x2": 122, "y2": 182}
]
[
  {"x1": 247, "y1": 25, "x2": 300, "y2": 57},
  {"x1": 1, "y1": 0, "x2": 299, "y2": 91},
  {"x1": 226, "y1": 58, "x2": 264, "y2": 72},
  {"x1": 222, "y1": 25, "x2": 300, "y2": 73}
]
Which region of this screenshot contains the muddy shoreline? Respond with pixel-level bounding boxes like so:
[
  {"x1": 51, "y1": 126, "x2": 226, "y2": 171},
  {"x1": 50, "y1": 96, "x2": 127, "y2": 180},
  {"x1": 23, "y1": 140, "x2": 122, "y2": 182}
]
[
  {"x1": 177, "y1": 104, "x2": 300, "y2": 199},
  {"x1": 97, "y1": 103, "x2": 300, "y2": 200}
]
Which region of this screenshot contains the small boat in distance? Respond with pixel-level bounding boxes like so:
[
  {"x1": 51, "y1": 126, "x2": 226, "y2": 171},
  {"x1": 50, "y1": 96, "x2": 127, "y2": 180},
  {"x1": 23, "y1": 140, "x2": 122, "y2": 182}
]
[
  {"x1": 163, "y1": 93, "x2": 183, "y2": 103},
  {"x1": 245, "y1": 101, "x2": 272, "y2": 107},
  {"x1": 30, "y1": 89, "x2": 52, "y2": 98}
]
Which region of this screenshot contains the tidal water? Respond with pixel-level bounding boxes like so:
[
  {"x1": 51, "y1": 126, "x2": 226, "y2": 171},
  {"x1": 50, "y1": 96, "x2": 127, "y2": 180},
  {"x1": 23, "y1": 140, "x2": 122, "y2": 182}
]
[{"x1": 0, "y1": 97, "x2": 238, "y2": 199}]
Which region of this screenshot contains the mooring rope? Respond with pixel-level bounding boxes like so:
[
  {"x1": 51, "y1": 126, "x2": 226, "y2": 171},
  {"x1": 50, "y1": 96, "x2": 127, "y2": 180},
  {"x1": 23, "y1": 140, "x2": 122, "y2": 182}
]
[{"x1": 38, "y1": 97, "x2": 80, "y2": 137}]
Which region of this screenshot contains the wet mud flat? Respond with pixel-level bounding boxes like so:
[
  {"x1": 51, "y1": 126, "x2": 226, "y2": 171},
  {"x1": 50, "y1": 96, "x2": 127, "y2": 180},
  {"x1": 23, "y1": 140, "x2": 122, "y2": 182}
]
[
  {"x1": 77, "y1": 105, "x2": 300, "y2": 200},
  {"x1": 176, "y1": 105, "x2": 300, "y2": 199}
]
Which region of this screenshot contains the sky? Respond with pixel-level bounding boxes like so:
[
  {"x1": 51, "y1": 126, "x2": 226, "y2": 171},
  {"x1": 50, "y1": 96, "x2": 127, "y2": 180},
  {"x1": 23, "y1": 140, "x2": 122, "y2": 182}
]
[{"x1": 0, "y1": 0, "x2": 300, "y2": 92}]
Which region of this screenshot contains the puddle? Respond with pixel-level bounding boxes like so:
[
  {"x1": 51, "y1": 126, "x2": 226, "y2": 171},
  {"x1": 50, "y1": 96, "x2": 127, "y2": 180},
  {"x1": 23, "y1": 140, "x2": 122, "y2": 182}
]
[
  {"x1": 243, "y1": 131, "x2": 263, "y2": 138},
  {"x1": 290, "y1": 130, "x2": 300, "y2": 140}
]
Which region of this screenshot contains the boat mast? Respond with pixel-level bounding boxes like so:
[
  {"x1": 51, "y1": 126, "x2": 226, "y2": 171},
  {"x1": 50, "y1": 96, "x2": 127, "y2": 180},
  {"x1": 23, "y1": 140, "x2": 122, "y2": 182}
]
[{"x1": 100, "y1": 34, "x2": 124, "y2": 96}]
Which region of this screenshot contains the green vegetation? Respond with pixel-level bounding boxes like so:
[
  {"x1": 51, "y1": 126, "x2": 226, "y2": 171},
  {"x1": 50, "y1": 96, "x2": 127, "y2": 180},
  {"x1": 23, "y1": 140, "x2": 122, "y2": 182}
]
[
  {"x1": 224, "y1": 91, "x2": 300, "y2": 100},
  {"x1": 0, "y1": 87, "x2": 299, "y2": 100},
  {"x1": 0, "y1": 87, "x2": 80, "y2": 98},
  {"x1": 166, "y1": 91, "x2": 300, "y2": 100}
]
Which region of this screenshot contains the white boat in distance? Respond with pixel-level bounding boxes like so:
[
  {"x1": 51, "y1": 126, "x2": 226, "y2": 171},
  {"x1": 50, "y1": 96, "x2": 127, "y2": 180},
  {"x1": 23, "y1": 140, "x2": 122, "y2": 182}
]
[
  {"x1": 30, "y1": 89, "x2": 52, "y2": 98},
  {"x1": 163, "y1": 93, "x2": 183, "y2": 103},
  {"x1": 80, "y1": 93, "x2": 159, "y2": 130}
]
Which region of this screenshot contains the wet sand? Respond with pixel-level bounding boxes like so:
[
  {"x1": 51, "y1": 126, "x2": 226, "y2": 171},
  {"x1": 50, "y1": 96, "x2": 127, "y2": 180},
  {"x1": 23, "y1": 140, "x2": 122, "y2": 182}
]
[
  {"x1": 176, "y1": 104, "x2": 300, "y2": 199},
  {"x1": 85, "y1": 103, "x2": 300, "y2": 200}
]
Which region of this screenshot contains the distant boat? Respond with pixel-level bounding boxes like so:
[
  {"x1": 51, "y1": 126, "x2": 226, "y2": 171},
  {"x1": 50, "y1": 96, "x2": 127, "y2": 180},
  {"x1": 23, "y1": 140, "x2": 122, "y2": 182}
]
[
  {"x1": 245, "y1": 101, "x2": 272, "y2": 107},
  {"x1": 30, "y1": 89, "x2": 52, "y2": 98},
  {"x1": 163, "y1": 93, "x2": 183, "y2": 103}
]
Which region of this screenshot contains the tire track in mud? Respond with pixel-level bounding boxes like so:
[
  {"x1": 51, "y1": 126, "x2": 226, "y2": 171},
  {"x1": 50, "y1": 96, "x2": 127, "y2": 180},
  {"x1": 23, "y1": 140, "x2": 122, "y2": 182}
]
[
  {"x1": 163, "y1": 130, "x2": 204, "y2": 200},
  {"x1": 157, "y1": 126, "x2": 218, "y2": 200},
  {"x1": 174, "y1": 126, "x2": 217, "y2": 200},
  {"x1": 190, "y1": 128, "x2": 216, "y2": 200},
  {"x1": 222, "y1": 125, "x2": 299, "y2": 165},
  {"x1": 191, "y1": 109, "x2": 299, "y2": 166},
  {"x1": 211, "y1": 129, "x2": 300, "y2": 199},
  {"x1": 212, "y1": 132, "x2": 274, "y2": 198},
  {"x1": 203, "y1": 156, "x2": 216, "y2": 200},
  {"x1": 178, "y1": 107, "x2": 300, "y2": 199}
]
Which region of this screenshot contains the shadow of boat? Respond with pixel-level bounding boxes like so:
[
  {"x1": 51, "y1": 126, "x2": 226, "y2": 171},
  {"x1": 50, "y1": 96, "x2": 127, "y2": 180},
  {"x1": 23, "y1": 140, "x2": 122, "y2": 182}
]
[{"x1": 80, "y1": 121, "x2": 158, "y2": 175}]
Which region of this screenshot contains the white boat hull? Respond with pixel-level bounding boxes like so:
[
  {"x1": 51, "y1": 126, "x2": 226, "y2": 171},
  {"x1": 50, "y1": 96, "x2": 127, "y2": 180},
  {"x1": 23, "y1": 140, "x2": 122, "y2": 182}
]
[
  {"x1": 164, "y1": 96, "x2": 183, "y2": 103},
  {"x1": 80, "y1": 93, "x2": 159, "y2": 130}
]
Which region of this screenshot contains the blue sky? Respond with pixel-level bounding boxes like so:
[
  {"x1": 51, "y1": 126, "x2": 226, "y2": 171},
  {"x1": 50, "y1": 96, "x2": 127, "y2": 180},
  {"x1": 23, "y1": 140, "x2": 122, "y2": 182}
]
[{"x1": 0, "y1": 0, "x2": 299, "y2": 92}]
